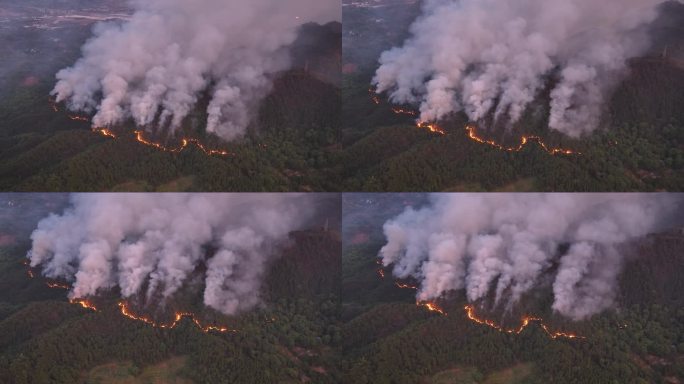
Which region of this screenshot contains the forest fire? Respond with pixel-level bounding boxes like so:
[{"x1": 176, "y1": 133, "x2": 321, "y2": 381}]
[
  {"x1": 35, "y1": 270, "x2": 236, "y2": 333},
  {"x1": 377, "y1": 268, "x2": 385, "y2": 278},
  {"x1": 70, "y1": 298, "x2": 98, "y2": 312},
  {"x1": 134, "y1": 131, "x2": 231, "y2": 157},
  {"x1": 117, "y1": 301, "x2": 237, "y2": 334},
  {"x1": 22, "y1": 259, "x2": 35, "y2": 278},
  {"x1": 395, "y1": 282, "x2": 418, "y2": 290},
  {"x1": 369, "y1": 88, "x2": 381, "y2": 105},
  {"x1": 417, "y1": 301, "x2": 447, "y2": 316},
  {"x1": 391, "y1": 107, "x2": 417, "y2": 116},
  {"x1": 417, "y1": 122, "x2": 446, "y2": 135},
  {"x1": 95, "y1": 128, "x2": 118, "y2": 139},
  {"x1": 68, "y1": 115, "x2": 90, "y2": 122},
  {"x1": 464, "y1": 305, "x2": 584, "y2": 340},
  {"x1": 465, "y1": 125, "x2": 578, "y2": 156},
  {"x1": 368, "y1": 91, "x2": 579, "y2": 154},
  {"x1": 46, "y1": 281, "x2": 70, "y2": 289},
  {"x1": 49, "y1": 99, "x2": 231, "y2": 157},
  {"x1": 378, "y1": 262, "x2": 583, "y2": 340}
]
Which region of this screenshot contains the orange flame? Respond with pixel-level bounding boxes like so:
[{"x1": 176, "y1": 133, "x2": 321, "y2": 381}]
[
  {"x1": 70, "y1": 298, "x2": 98, "y2": 312},
  {"x1": 94, "y1": 127, "x2": 118, "y2": 139},
  {"x1": 465, "y1": 125, "x2": 578, "y2": 156},
  {"x1": 384, "y1": 265, "x2": 583, "y2": 340},
  {"x1": 368, "y1": 92, "x2": 579, "y2": 155},
  {"x1": 417, "y1": 122, "x2": 446, "y2": 135},
  {"x1": 50, "y1": 100, "x2": 231, "y2": 157},
  {"x1": 464, "y1": 305, "x2": 583, "y2": 340},
  {"x1": 417, "y1": 301, "x2": 447, "y2": 316},
  {"x1": 40, "y1": 269, "x2": 237, "y2": 333},
  {"x1": 377, "y1": 269, "x2": 385, "y2": 279},
  {"x1": 134, "y1": 131, "x2": 231, "y2": 157},
  {"x1": 117, "y1": 301, "x2": 237, "y2": 333}
]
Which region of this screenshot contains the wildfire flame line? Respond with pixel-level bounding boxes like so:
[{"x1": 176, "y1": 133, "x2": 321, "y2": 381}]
[
  {"x1": 33, "y1": 267, "x2": 238, "y2": 334},
  {"x1": 465, "y1": 125, "x2": 578, "y2": 156},
  {"x1": 381, "y1": 262, "x2": 583, "y2": 340},
  {"x1": 417, "y1": 122, "x2": 446, "y2": 135},
  {"x1": 117, "y1": 301, "x2": 237, "y2": 334},
  {"x1": 465, "y1": 305, "x2": 583, "y2": 340},
  {"x1": 418, "y1": 301, "x2": 448, "y2": 316},
  {"x1": 70, "y1": 298, "x2": 99, "y2": 312},
  {"x1": 51, "y1": 98, "x2": 232, "y2": 157},
  {"x1": 67, "y1": 298, "x2": 237, "y2": 333},
  {"x1": 368, "y1": 89, "x2": 579, "y2": 155}
]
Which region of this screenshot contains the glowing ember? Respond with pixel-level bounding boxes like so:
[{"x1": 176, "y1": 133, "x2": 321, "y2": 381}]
[
  {"x1": 377, "y1": 269, "x2": 385, "y2": 279},
  {"x1": 46, "y1": 282, "x2": 70, "y2": 290},
  {"x1": 27, "y1": 269, "x2": 34, "y2": 278},
  {"x1": 68, "y1": 115, "x2": 90, "y2": 122},
  {"x1": 117, "y1": 301, "x2": 237, "y2": 334},
  {"x1": 391, "y1": 107, "x2": 417, "y2": 116},
  {"x1": 395, "y1": 282, "x2": 418, "y2": 290},
  {"x1": 369, "y1": 88, "x2": 381, "y2": 105},
  {"x1": 465, "y1": 305, "x2": 583, "y2": 340}
]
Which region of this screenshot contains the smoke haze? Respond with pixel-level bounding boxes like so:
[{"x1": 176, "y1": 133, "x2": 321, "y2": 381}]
[
  {"x1": 52, "y1": 0, "x2": 340, "y2": 141},
  {"x1": 28, "y1": 193, "x2": 319, "y2": 315},
  {"x1": 379, "y1": 194, "x2": 682, "y2": 320},
  {"x1": 373, "y1": 0, "x2": 663, "y2": 137}
]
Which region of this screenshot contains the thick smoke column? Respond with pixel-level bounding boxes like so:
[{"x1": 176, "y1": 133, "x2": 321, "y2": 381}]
[
  {"x1": 379, "y1": 194, "x2": 679, "y2": 320},
  {"x1": 52, "y1": 0, "x2": 339, "y2": 141},
  {"x1": 28, "y1": 194, "x2": 315, "y2": 315},
  {"x1": 373, "y1": 0, "x2": 661, "y2": 137}
]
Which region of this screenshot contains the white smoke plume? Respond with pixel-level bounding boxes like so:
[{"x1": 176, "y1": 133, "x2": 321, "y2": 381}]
[
  {"x1": 373, "y1": 0, "x2": 662, "y2": 137},
  {"x1": 379, "y1": 194, "x2": 680, "y2": 320},
  {"x1": 52, "y1": 0, "x2": 340, "y2": 141},
  {"x1": 28, "y1": 193, "x2": 316, "y2": 315}
]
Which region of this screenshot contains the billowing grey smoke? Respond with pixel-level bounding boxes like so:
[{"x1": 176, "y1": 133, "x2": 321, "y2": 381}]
[
  {"x1": 52, "y1": 0, "x2": 339, "y2": 141},
  {"x1": 373, "y1": 0, "x2": 661, "y2": 137},
  {"x1": 28, "y1": 194, "x2": 314, "y2": 315},
  {"x1": 379, "y1": 194, "x2": 679, "y2": 320}
]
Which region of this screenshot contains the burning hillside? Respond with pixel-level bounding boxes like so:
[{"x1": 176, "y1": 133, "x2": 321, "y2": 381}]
[
  {"x1": 51, "y1": 0, "x2": 340, "y2": 142},
  {"x1": 379, "y1": 194, "x2": 683, "y2": 320},
  {"x1": 27, "y1": 194, "x2": 329, "y2": 317},
  {"x1": 373, "y1": 0, "x2": 665, "y2": 138}
]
